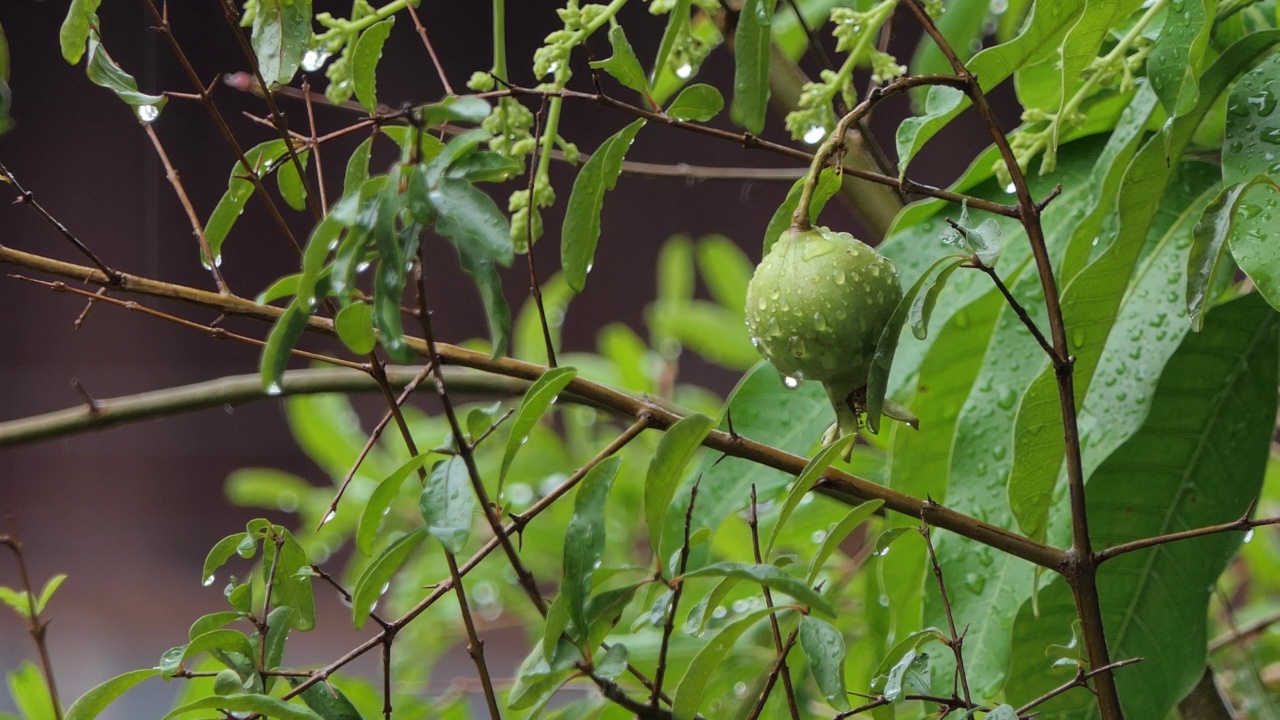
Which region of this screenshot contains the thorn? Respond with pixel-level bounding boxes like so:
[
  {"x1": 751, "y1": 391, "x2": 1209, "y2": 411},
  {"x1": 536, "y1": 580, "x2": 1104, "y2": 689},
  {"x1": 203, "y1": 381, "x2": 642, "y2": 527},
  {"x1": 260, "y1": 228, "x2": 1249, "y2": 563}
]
[
  {"x1": 71, "y1": 379, "x2": 100, "y2": 414},
  {"x1": 74, "y1": 287, "x2": 107, "y2": 330}
]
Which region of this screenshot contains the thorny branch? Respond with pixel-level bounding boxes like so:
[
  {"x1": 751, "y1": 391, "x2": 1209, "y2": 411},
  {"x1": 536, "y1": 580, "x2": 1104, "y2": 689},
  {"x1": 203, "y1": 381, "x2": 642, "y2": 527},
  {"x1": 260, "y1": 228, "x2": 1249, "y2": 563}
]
[{"x1": 1, "y1": 519, "x2": 63, "y2": 720}]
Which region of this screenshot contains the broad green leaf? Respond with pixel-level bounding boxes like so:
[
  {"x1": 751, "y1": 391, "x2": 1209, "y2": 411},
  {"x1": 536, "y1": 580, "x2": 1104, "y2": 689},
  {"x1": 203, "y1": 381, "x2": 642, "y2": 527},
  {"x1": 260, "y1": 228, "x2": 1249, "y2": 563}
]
[
  {"x1": 276, "y1": 150, "x2": 310, "y2": 212},
  {"x1": 7, "y1": 662, "x2": 54, "y2": 720},
  {"x1": 681, "y1": 562, "x2": 833, "y2": 616},
  {"x1": 666, "y1": 83, "x2": 723, "y2": 121},
  {"x1": 334, "y1": 303, "x2": 376, "y2": 355},
  {"x1": 296, "y1": 216, "x2": 340, "y2": 312},
  {"x1": 181, "y1": 629, "x2": 255, "y2": 667},
  {"x1": 285, "y1": 678, "x2": 362, "y2": 720},
  {"x1": 165, "y1": 694, "x2": 322, "y2": 720},
  {"x1": 203, "y1": 532, "x2": 252, "y2": 587},
  {"x1": 1008, "y1": 35, "x2": 1280, "y2": 540},
  {"x1": 1223, "y1": 49, "x2": 1280, "y2": 187},
  {"x1": 731, "y1": 0, "x2": 777, "y2": 135},
  {"x1": 866, "y1": 255, "x2": 966, "y2": 433},
  {"x1": 84, "y1": 32, "x2": 167, "y2": 120},
  {"x1": 1188, "y1": 178, "x2": 1271, "y2": 330},
  {"x1": 765, "y1": 434, "x2": 856, "y2": 556},
  {"x1": 64, "y1": 669, "x2": 159, "y2": 720},
  {"x1": 259, "y1": 302, "x2": 310, "y2": 393},
  {"x1": 647, "y1": 301, "x2": 760, "y2": 370},
  {"x1": 500, "y1": 367, "x2": 577, "y2": 490},
  {"x1": 352, "y1": 18, "x2": 394, "y2": 113},
  {"x1": 418, "y1": 456, "x2": 475, "y2": 554},
  {"x1": 806, "y1": 500, "x2": 883, "y2": 585},
  {"x1": 1229, "y1": 184, "x2": 1280, "y2": 313},
  {"x1": 351, "y1": 528, "x2": 428, "y2": 629},
  {"x1": 189, "y1": 612, "x2": 245, "y2": 640},
  {"x1": 1148, "y1": 0, "x2": 1213, "y2": 117},
  {"x1": 343, "y1": 137, "x2": 373, "y2": 196},
  {"x1": 589, "y1": 26, "x2": 651, "y2": 97},
  {"x1": 562, "y1": 120, "x2": 646, "y2": 292},
  {"x1": 262, "y1": 606, "x2": 294, "y2": 676},
  {"x1": 695, "y1": 235, "x2": 753, "y2": 312},
  {"x1": 1051, "y1": 0, "x2": 1142, "y2": 126},
  {"x1": 430, "y1": 176, "x2": 515, "y2": 266},
  {"x1": 510, "y1": 639, "x2": 580, "y2": 712},
  {"x1": 59, "y1": 0, "x2": 101, "y2": 64},
  {"x1": 594, "y1": 643, "x2": 629, "y2": 679},
  {"x1": 644, "y1": 413, "x2": 715, "y2": 565},
  {"x1": 262, "y1": 528, "x2": 315, "y2": 631},
  {"x1": 207, "y1": 140, "x2": 291, "y2": 263},
  {"x1": 896, "y1": 0, "x2": 1085, "y2": 171},
  {"x1": 252, "y1": 0, "x2": 313, "y2": 88},
  {"x1": 762, "y1": 168, "x2": 840, "y2": 255},
  {"x1": 562, "y1": 456, "x2": 623, "y2": 644},
  {"x1": 799, "y1": 616, "x2": 849, "y2": 710},
  {"x1": 672, "y1": 607, "x2": 784, "y2": 720},
  {"x1": 356, "y1": 452, "x2": 437, "y2": 555},
  {"x1": 1006, "y1": 293, "x2": 1280, "y2": 718}
]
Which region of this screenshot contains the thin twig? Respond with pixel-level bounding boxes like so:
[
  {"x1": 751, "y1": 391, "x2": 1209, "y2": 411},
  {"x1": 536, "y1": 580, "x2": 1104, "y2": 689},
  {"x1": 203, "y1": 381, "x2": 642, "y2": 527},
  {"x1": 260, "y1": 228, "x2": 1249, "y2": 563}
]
[
  {"x1": 745, "y1": 627, "x2": 800, "y2": 720},
  {"x1": 0, "y1": 161, "x2": 121, "y2": 285},
  {"x1": 404, "y1": 2, "x2": 455, "y2": 95},
  {"x1": 919, "y1": 510, "x2": 972, "y2": 708},
  {"x1": 302, "y1": 78, "x2": 329, "y2": 213},
  {"x1": 1, "y1": 519, "x2": 63, "y2": 720},
  {"x1": 141, "y1": 124, "x2": 230, "y2": 293},
  {"x1": 1095, "y1": 506, "x2": 1280, "y2": 564},
  {"x1": 1015, "y1": 657, "x2": 1144, "y2": 715},
  {"x1": 652, "y1": 479, "x2": 700, "y2": 707},
  {"x1": 963, "y1": 250, "x2": 1058, "y2": 366},
  {"x1": 748, "y1": 485, "x2": 800, "y2": 720},
  {"x1": 1210, "y1": 606, "x2": 1280, "y2": 653}
]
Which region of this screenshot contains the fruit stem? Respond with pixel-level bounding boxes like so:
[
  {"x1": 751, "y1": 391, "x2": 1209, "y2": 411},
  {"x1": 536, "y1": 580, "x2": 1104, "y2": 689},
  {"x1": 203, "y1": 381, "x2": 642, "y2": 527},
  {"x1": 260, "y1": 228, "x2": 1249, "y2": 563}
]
[{"x1": 791, "y1": 108, "x2": 872, "y2": 231}]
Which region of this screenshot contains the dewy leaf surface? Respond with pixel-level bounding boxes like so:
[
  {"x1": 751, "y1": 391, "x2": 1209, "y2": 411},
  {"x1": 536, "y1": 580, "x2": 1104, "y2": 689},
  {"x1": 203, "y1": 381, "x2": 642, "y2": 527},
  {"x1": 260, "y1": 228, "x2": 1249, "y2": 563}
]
[
  {"x1": 1006, "y1": 293, "x2": 1279, "y2": 719},
  {"x1": 562, "y1": 120, "x2": 646, "y2": 292},
  {"x1": 731, "y1": 0, "x2": 777, "y2": 134},
  {"x1": 252, "y1": 0, "x2": 312, "y2": 87},
  {"x1": 1147, "y1": 0, "x2": 1212, "y2": 118}
]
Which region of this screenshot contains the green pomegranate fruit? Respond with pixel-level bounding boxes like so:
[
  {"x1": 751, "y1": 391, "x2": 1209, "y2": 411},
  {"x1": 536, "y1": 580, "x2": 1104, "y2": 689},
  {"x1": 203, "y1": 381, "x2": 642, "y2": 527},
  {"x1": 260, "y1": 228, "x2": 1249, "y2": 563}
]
[{"x1": 745, "y1": 225, "x2": 904, "y2": 441}]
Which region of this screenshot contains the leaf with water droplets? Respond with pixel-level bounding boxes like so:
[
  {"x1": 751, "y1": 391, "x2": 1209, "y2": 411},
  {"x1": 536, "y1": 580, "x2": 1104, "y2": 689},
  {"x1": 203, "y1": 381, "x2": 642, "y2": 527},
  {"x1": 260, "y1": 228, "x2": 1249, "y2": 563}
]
[
  {"x1": 207, "y1": 140, "x2": 290, "y2": 263},
  {"x1": 590, "y1": 25, "x2": 652, "y2": 99},
  {"x1": 798, "y1": 616, "x2": 850, "y2": 710},
  {"x1": 562, "y1": 120, "x2": 646, "y2": 291},
  {"x1": 561, "y1": 456, "x2": 623, "y2": 648},
  {"x1": 203, "y1": 533, "x2": 252, "y2": 588},
  {"x1": 82, "y1": 30, "x2": 168, "y2": 118},
  {"x1": 259, "y1": 302, "x2": 310, "y2": 393},
  {"x1": 500, "y1": 366, "x2": 577, "y2": 496},
  {"x1": 418, "y1": 456, "x2": 475, "y2": 555},
  {"x1": 251, "y1": 0, "x2": 313, "y2": 88},
  {"x1": 644, "y1": 413, "x2": 715, "y2": 566},
  {"x1": 766, "y1": 434, "x2": 856, "y2": 557},
  {"x1": 680, "y1": 562, "x2": 833, "y2": 616},
  {"x1": 352, "y1": 18, "x2": 394, "y2": 113},
  {"x1": 1148, "y1": 0, "x2": 1212, "y2": 117},
  {"x1": 356, "y1": 452, "x2": 438, "y2": 556},
  {"x1": 672, "y1": 607, "x2": 785, "y2": 720},
  {"x1": 730, "y1": 0, "x2": 776, "y2": 135},
  {"x1": 1187, "y1": 176, "x2": 1274, "y2": 331},
  {"x1": 351, "y1": 527, "x2": 428, "y2": 629}
]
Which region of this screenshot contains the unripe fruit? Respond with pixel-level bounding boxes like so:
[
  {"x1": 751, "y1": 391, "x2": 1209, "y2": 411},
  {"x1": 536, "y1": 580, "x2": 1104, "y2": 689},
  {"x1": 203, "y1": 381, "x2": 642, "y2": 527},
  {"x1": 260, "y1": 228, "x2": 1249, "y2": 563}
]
[{"x1": 745, "y1": 225, "x2": 903, "y2": 438}]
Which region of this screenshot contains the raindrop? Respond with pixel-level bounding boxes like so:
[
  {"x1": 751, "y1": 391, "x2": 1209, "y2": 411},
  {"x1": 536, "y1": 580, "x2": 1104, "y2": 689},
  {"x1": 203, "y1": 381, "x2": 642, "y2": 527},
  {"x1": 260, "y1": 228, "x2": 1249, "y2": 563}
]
[
  {"x1": 301, "y1": 48, "x2": 330, "y2": 72},
  {"x1": 320, "y1": 510, "x2": 337, "y2": 527},
  {"x1": 810, "y1": 529, "x2": 828, "y2": 544},
  {"x1": 675, "y1": 64, "x2": 693, "y2": 79},
  {"x1": 803, "y1": 125, "x2": 827, "y2": 145},
  {"x1": 964, "y1": 572, "x2": 985, "y2": 594},
  {"x1": 136, "y1": 104, "x2": 160, "y2": 123},
  {"x1": 265, "y1": 382, "x2": 283, "y2": 396},
  {"x1": 989, "y1": 0, "x2": 1008, "y2": 12},
  {"x1": 1244, "y1": 528, "x2": 1256, "y2": 543},
  {"x1": 782, "y1": 375, "x2": 803, "y2": 389},
  {"x1": 202, "y1": 574, "x2": 216, "y2": 587},
  {"x1": 1004, "y1": 182, "x2": 1016, "y2": 194},
  {"x1": 992, "y1": 444, "x2": 1007, "y2": 460},
  {"x1": 813, "y1": 311, "x2": 828, "y2": 331}
]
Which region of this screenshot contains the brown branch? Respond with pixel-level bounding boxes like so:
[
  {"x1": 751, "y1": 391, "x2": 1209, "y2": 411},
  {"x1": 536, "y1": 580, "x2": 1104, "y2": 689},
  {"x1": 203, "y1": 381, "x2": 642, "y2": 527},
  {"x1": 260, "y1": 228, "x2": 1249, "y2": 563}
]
[
  {"x1": 404, "y1": 2, "x2": 455, "y2": 95},
  {"x1": 748, "y1": 485, "x2": 800, "y2": 720},
  {"x1": 1, "y1": 519, "x2": 63, "y2": 720},
  {"x1": 141, "y1": 124, "x2": 230, "y2": 293},
  {"x1": 1094, "y1": 506, "x2": 1280, "y2": 564},
  {"x1": 0, "y1": 161, "x2": 121, "y2": 285},
  {"x1": 1210, "y1": 606, "x2": 1280, "y2": 653},
  {"x1": 744, "y1": 627, "x2": 800, "y2": 720},
  {"x1": 651, "y1": 479, "x2": 700, "y2": 708},
  {"x1": 919, "y1": 511, "x2": 972, "y2": 708},
  {"x1": 963, "y1": 251, "x2": 1058, "y2": 367},
  {"x1": 1014, "y1": 657, "x2": 1143, "y2": 715}
]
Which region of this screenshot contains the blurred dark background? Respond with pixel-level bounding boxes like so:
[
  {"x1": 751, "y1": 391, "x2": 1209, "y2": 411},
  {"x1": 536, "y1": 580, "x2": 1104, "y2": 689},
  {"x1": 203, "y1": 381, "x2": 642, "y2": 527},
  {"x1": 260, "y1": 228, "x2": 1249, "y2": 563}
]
[{"x1": 0, "y1": 1, "x2": 993, "y2": 716}]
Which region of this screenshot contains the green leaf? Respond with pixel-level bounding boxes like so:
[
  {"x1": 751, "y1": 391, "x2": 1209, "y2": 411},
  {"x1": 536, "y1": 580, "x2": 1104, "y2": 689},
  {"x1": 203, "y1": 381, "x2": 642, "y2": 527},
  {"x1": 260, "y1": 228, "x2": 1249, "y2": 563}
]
[
  {"x1": 665, "y1": 83, "x2": 723, "y2": 121},
  {"x1": 1224, "y1": 48, "x2": 1280, "y2": 187},
  {"x1": 866, "y1": 255, "x2": 966, "y2": 433},
  {"x1": 7, "y1": 662, "x2": 54, "y2": 720},
  {"x1": 181, "y1": 629, "x2": 256, "y2": 667},
  {"x1": 417, "y1": 96, "x2": 491, "y2": 127},
  {"x1": 644, "y1": 413, "x2": 715, "y2": 565},
  {"x1": 731, "y1": 0, "x2": 777, "y2": 135},
  {"x1": 499, "y1": 366, "x2": 577, "y2": 493},
  {"x1": 882, "y1": 648, "x2": 931, "y2": 702},
  {"x1": 165, "y1": 694, "x2": 322, "y2": 720},
  {"x1": 262, "y1": 606, "x2": 294, "y2": 680},
  {"x1": 189, "y1": 611, "x2": 245, "y2": 640},
  {"x1": 590, "y1": 26, "x2": 651, "y2": 97},
  {"x1": 356, "y1": 452, "x2": 436, "y2": 555},
  {"x1": 447, "y1": 151, "x2": 522, "y2": 183},
  {"x1": 681, "y1": 562, "x2": 833, "y2": 616},
  {"x1": 260, "y1": 302, "x2": 310, "y2": 393},
  {"x1": 430, "y1": 176, "x2": 514, "y2": 266},
  {"x1": 33, "y1": 574, "x2": 65, "y2": 615},
  {"x1": 296, "y1": 216, "x2": 340, "y2": 313},
  {"x1": 334, "y1": 303, "x2": 376, "y2": 355},
  {"x1": 84, "y1": 32, "x2": 167, "y2": 120},
  {"x1": 1006, "y1": 293, "x2": 1280, "y2": 719},
  {"x1": 0, "y1": 586, "x2": 29, "y2": 618},
  {"x1": 594, "y1": 643, "x2": 628, "y2": 679},
  {"x1": 203, "y1": 532, "x2": 252, "y2": 587},
  {"x1": 651, "y1": 0, "x2": 692, "y2": 85},
  {"x1": 762, "y1": 168, "x2": 840, "y2": 255},
  {"x1": 59, "y1": 0, "x2": 102, "y2": 64},
  {"x1": 672, "y1": 607, "x2": 783, "y2": 720},
  {"x1": 258, "y1": 274, "x2": 301, "y2": 306},
  {"x1": 447, "y1": 226, "x2": 512, "y2": 358},
  {"x1": 694, "y1": 235, "x2": 752, "y2": 312},
  {"x1": 351, "y1": 528, "x2": 428, "y2": 629},
  {"x1": 1148, "y1": 0, "x2": 1213, "y2": 117},
  {"x1": 352, "y1": 18, "x2": 394, "y2": 112},
  {"x1": 562, "y1": 456, "x2": 623, "y2": 644},
  {"x1": 765, "y1": 435, "x2": 856, "y2": 557},
  {"x1": 562, "y1": 119, "x2": 646, "y2": 292},
  {"x1": 276, "y1": 151, "x2": 310, "y2": 212},
  {"x1": 251, "y1": 0, "x2": 313, "y2": 88},
  {"x1": 1187, "y1": 177, "x2": 1272, "y2": 331},
  {"x1": 798, "y1": 617, "x2": 849, "y2": 710},
  {"x1": 806, "y1": 500, "x2": 883, "y2": 585},
  {"x1": 285, "y1": 678, "x2": 362, "y2": 720},
  {"x1": 647, "y1": 301, "x2": 760, "y2": 370},
  {"x1": 65, "y1": 669, "x2": 160, "y2": 720},
  {"x1": 207, "y1": 140, "x2": 291, "y2": 263},
  {"x1": 343, "y1": 137, "x2": 373, "y2": 196},
  {"x1": 264, "y1": 528, "x2": 315, "y2": 631},
  {"x1": 418, "y1": 456, "x2": 475, "y2": 554},
  {"x1": 1229, "y1": 184, "x2": 1280, "y2": 314},
  {"x1": 896, "y1": 0, "x2": 1085, "y2": 171},
  {"x1": 909, "y1": 0, "x2": 990, "y2": 100}
]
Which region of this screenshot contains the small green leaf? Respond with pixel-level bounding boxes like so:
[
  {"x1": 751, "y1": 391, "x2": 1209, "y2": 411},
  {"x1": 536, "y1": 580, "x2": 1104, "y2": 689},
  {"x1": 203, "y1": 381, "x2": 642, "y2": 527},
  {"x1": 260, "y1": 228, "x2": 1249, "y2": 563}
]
[
  {"x1": 33, "y1": 574, "x2": 65, "y2": 615},
  {"x1": 7, "y1": 661, "x2": 54, "y2": 720},
  {"x1": 882, "y1": 648, "x2": 931, "y2": 702},
  {"x1": 910, "y1": 259, "x2": 964, "y2": 340},
  {"x1": 562, "y1": 120, "x2": 646, "y2": 292},
  {"x1": 276, "y1": 151, "x2": 310, "y2": 212},
  {"x1": 1148, "y1": 0, "x2": 1212, "y2": 117},
  {"x1": 343, "y1": 137, "x2": 373, "y2": 196},
  {"x1": 987, "y1": 705, "x2": 1018, "y2": 720},
  {"x1": 189, "y1": 612, "x2": 245, "y2": 640},
  {"x1": 266, "y1": 529, "x2": 315, "y2": 631},
  {"x1": 203, "y1": 532, "x2": 252, "y2": 587},
  {"x1": 499, "y1": 367, "x2": 578, "y2": 490},
  {"x1": 799, "y1": 617, "x2": 849, "y2": 711},
  {"x1": 665, "y1": 83, "x2": 723, "y2": 121},
  {"x1": 285, "y1": 678, "x2": 362, "y2": 720},
  {"x1": 352, "y1": 18, "x2": 394, "y2": 113},
  {"x1": 180, "y1": 629, "x2": 256, "y2": 667},
  {"x1": 694, "y1": 234, "x2": 753, "y2": 312},
  {"x1": 594, "y1": 643, "x2": 628, "y2": 679},
  {"x1": 356, "y1": 452, "x2": 437, "y2": 555},
  {"x1": 1187, "y1": 177, "x2": 1274, "y2": 330},
  {"x1": 334, "y1": 303, "x2": 376, "y2": 355},
  {"x1": 418, "y1": 457, "x2": 475, "y2": 554},
  {"x1": 207, "y1": 140, "x2": 291, "y2": 263},
  {"x1": 257, "y1": 274, "x2": 301, "y2": 305},
  {"x1": 765, "y1": 435, "x2": 856, "y2": 556},
  {"x1": 260, "y1": 302, "x2": 310, "y2": 393},
  {"x1": 165, "y1": 694, "x2": 322, "y2": 720},
  {"x1": 59, "y1": 0, "x2": 102, "y2": 64},
  {"x1": 562, "y1": 456, "x2": 623, "y2": 644},
  {"x1": 644, "y1": 413, "x2": 714, "y2": 564},
  {"x1": 762, "y1": 168, "x2": 840, "y2": 255},
  {"x1": 731, "y1": 0, "x2": 777, "y2": 134},
  {"x1": 447, "y1": 151, "x2": 522, "y2": 183},
  {"x1": 651, "y1": 0, "x2": 692, "y2": 86},
  {"x1": 685, "y1": 576, "x2": 742, "y2": 636},
  {"x1": 867, "y1": 255, "x2": 966, "y2": 432},
  {"x1": 262, "y1": 606, "x2": 294, "y2": 679},
  {"x1": 672, "y1": 607, "x2": 783, "y2": 720},
  {"x1": 417, "y1": 96, "x2": 491, "y2": 127},
  {"x1": 443, "y1": 225, "x2": 512, "y2": 358},
  {"x1": 351, "y1": 528, "x2": 428, "y2": 629},
  {"x1": 647, "y1": 301, "x2": 760, "y2": 370},
  {"x1": 681, "y1": 561, "x2": 834, "y2": 616},
  {"x1": 589, "y1": 26, "x2": 651, "y2": 97},
  {"x1": 252, "y1": 0, "x2": 313, "y2": 88},
  {"x1": 429, "y1": 176, "x2": 515, "y2": 266},
  {"x1": 83, "y1": 32, "x2": 167, "y2": 119},
  {"x1": 296, "y1": 216, "x2": 340, "y2": 312},
  {"x1": 64, "y1": 669, "x2": 160, "y2": 720},
  {"x1": 0, "y1": 586, "x2": 29, "y2": 619}
]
